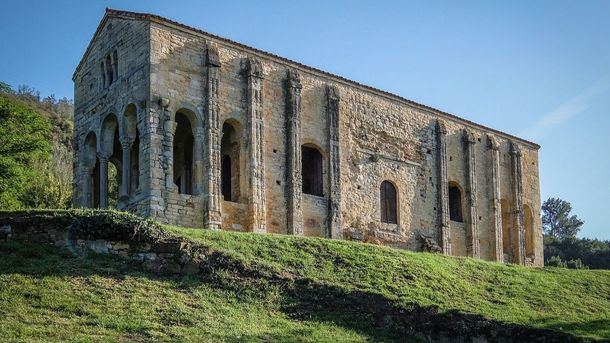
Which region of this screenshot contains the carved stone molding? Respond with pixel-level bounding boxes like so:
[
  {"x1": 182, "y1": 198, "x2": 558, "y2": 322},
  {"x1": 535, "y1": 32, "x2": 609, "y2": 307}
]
[
  {"x1": 435, "y1": 120, "x2": 451, "y2": 255},
  {"x1": 327, "y1": 85, "x2": 342, "y2": 239},
  {"x1": 510, "y1": 141, "x2": 525, "y2": 264},
  {"x1": 245, "y1": 57, "x2": 267, "y2": 233},
  {"x1": 204, "y1": 44, "x2": 222, "y2": 230},
  {"x1": 487, "y1": 134, "x2": 503, "y2": 262},
  {"x1": 286, "y1": 69, "x2": 303, "y2": 235},
  {"x1": 463, "y1": 129, "x2": 480, "y2": 258}
]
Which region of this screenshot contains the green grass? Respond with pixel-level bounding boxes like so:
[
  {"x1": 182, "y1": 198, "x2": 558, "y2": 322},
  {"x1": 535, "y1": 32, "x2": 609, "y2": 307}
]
[
  {"x1": 169, "y1": 227, "x2": 610, "y2": 341},
  {"x1": 0, "y1": 241, "x2": 371, "y2": 342},
  {"x1": 0, "y1": 212, "x2": 609, "y2": 341}
]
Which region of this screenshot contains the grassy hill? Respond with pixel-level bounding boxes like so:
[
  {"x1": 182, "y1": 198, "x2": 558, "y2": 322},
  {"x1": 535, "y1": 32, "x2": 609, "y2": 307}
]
[{"x1": 1, "y1": 211, "x2": 609, "y2": 342}]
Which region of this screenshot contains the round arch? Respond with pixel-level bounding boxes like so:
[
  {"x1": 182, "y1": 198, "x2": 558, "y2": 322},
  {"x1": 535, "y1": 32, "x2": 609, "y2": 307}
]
[
  {"x1": 448, "y1": 181, "x2": 464, "y2": 223},
  {"x1": 173, "y1": 105, "x2": 202, "y2": 128},
  {"x1": 221, "y1": 119, "x2": 244, "y2": 202},
  {"x1": 301, "y1": 143, "x2": 325, "y2": 197},
  {"x1": 100, "y1": 113, "x2": 119, "y2": 156},
  {"x1": 380, "y1": 179, "x2": 398, "y2": 224}
]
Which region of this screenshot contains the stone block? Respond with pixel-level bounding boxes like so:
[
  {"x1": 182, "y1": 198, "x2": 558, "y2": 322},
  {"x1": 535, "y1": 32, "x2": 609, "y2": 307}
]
[{"x1": 152, "y1": 240, "x2": 185, "y2": 253}]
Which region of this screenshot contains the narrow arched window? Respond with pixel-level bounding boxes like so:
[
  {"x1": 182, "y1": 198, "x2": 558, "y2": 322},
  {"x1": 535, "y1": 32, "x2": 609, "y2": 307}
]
[
  {"x1": 112, "y1": 50, "x2": 118, "y2": 81},
  {"x1": 100, "y1": 62, "x2": 106, "y2": 88},
  {"x1": 221, "y1": 155, "x2": 232, "y2": 201},
  {"x1": 380, "y1": 181, "x2": 397, "y2": 224},
  {"x1": 173, "y1": 112, "x2": 194, "y2": 195},
  {"x1": 221, "y1": 120, "x2": 242, "y2": 202},
  {"x1": 449, "y1": 183, "x2": 463, "y2": 222},
  {"x1": 302, "y1": 145, "x2": 323, "y2": 196},
  {"x1": 105, "y1": 55, "x2": 114, "y2": 85}
]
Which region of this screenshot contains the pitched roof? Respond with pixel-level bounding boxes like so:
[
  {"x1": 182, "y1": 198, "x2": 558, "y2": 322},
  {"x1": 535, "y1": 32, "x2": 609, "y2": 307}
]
[{"x1": 74, "y1": 8, "x2": 540, "y2": 149}]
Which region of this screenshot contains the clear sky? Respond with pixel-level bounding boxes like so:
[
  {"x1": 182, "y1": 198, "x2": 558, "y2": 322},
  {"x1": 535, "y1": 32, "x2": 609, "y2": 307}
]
[{"x1": 1, "y1": 0, "x2": 608, "y2": 239}]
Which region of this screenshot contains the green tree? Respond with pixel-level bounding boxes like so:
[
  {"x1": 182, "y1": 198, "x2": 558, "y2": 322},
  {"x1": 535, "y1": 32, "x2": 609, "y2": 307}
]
[
  {"x1": 0, "y1": 94, "x2": 51, "y2": 209},
  {"x1": 542, "y1": 197, "x2": 584, "y2": 239},
  {"x1": 0, "y1": 81, "x2": 13, "y2": 94}
]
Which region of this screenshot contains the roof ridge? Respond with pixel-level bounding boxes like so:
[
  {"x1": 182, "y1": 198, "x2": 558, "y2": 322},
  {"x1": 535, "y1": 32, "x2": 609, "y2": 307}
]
[{"x1": 75, "y1": 8, "x2": 540, "y2": 149}]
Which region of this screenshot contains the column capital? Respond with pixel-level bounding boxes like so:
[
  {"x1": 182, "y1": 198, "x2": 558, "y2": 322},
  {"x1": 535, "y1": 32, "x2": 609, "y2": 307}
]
[
  {"x1": 463, "y1": 129, "x2": 476, "y2": 145},
  {"x1": 245, "y1": 58, "x2": 264, "y2": 79},
  {"x1": 206, "y1": 44, "x2": 221, "y2": 67},
  {"x1": 327, "y1": 84, "x2": 340, "y2": 102},
  {"x1": 487, "y1": 134, "x2": 500, "y2": 151},
  {"x1": 97, "y1": 152, "x2": 110, "y2": 162},
  {"x1": 120, "y1": 137, "x2": 134, "y2": 149},
  {"x1": 436, "y1": 119, "x2": 448, "y2": 135},
  {"x1": 158, "y1": 97, "x2": 171, "y2": 109},
  {"x1": 286, "y1": 69, "x2": 302, "y2": 90},
  {"x1": 510, "y1": 141, "x2": 522, "y2": 157}
]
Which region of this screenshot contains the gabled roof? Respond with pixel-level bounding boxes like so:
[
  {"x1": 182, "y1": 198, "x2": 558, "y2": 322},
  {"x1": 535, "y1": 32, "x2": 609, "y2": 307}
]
[{"x1": 74, "y1": 8, "x2": 540, "y2": 149}]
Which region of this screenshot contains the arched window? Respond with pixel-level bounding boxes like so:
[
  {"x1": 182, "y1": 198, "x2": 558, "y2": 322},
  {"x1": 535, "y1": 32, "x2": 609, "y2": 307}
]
[
  {"x1": 221, "y1": 155, "x2": 232, "y2": 201},
  {"x1": 380, "y1": 180, "x2": 397, "y2": 224},
  {"x1": 221, "y1": 120, "x2": 242, "y2": 202},
  {"x1": 112, "y1": 50, "x2": 118, "y2": 81},
  {"x1": 173, "y1": 112, "x2": 194, "y2": 195},
  {"x1": 302, "y1": 145, "x2": 323, "y2": 196},
  {"x1": 100, "y1": 113, "x2": 120, "y2": 208},
  {"x1": 448, "y1": 183, "x2": 463, "y2": 222},
  {"x1": 123, "y1": 104, "x2": 139, "y2": 195},
  {"x1": 100, "y1": 62, "x2": 106, "y2": 88},
  {"x1": 105, "y1": 55, "x2": 114, "y2": 85}
]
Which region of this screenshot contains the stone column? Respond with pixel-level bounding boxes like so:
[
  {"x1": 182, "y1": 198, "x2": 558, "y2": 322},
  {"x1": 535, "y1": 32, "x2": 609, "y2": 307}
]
[
  {"x1": 487, "y1": 134, "x2": 503, "y2": 262},
  {"x1": 81, "y1": 165, "x2": 93, "y2": 208},
  {"x1": 193, "y1": 127, "x2": 204, "y2": 196},
  {"x1": 510, "y1": 141, "x2": 525, "y2": 265},
  {"x1": 98, "y1": 153, "x2": 109, "y2": 208},
  {"x1": 119, "y1": 138, "x2": 134, "y2": 206},
  {"x1": 327, "y1": 85, "x2": 343, "y2": 239},
  {"x1": 435, "y1": 120, "x2": 451, "y2": 255},
  {"x1": 285, "y1": 69, "x2": 303, "y2": 235},
  {"x1": 163, "y1": 118, "x2": 177, "y2": 189},
  {"x1": 204, "y1": 45, "x2": 222, "y2": 230},
  {"x1": 245, "y1": 58, "x2": 267, "y2": 233},
  {"x1": 463, "y1": 129, "x2": 480, "y2": 258}
]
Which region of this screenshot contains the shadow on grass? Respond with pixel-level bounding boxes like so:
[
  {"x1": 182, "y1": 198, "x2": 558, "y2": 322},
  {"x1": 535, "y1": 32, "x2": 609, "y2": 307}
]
[{"x1": 0, "y1": 240, "x2": 592, "y2": 342}]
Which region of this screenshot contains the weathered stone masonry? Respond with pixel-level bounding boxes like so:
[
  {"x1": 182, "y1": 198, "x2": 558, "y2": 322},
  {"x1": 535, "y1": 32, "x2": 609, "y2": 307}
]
[{"x1": 72, "y1": 9, "x2": 543, "y2": 266}]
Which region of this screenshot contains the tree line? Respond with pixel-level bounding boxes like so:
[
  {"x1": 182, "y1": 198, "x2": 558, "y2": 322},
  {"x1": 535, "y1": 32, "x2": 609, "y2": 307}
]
[
  {"x1": 542, "y1": 197, "x2": 610, "y2": 269},
  {"x1": 0, "y1": 81, "x2": 73, "y2": 209}
]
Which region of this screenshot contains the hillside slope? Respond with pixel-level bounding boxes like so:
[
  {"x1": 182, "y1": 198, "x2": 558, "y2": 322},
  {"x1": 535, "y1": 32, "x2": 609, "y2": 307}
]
[
  {"x1": 0, "y1": 210, "x2": 608, "y2": 342},
  {"x1": 171, "y1": 227, "x2": 610, "y2": 341}
]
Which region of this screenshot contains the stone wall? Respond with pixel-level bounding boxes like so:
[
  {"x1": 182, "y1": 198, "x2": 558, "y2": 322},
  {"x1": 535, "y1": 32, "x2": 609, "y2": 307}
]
[
  {"x1": 0, "y1": 211, "x2": 203, "y2": 276},
  {"x1": 73, "y1": 10, "x2": 543, "y2": 266}
]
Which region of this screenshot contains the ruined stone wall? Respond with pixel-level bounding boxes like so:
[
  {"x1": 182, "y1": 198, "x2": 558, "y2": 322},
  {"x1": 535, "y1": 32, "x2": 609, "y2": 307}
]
[{"x1": 74, "y1": 13, "x2": 543, "y2": 266}]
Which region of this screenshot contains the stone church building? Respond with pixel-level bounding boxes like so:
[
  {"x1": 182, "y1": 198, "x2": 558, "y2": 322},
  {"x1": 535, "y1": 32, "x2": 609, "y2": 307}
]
[{"x1": 73, "y1": 9, "x2": 543, "y2": 266}]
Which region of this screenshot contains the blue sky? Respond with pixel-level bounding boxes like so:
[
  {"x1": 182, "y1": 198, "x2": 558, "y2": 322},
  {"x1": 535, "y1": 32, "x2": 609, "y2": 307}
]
[{"x1": 1, "y1": 0, "x2": 608, "y2": 239}]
